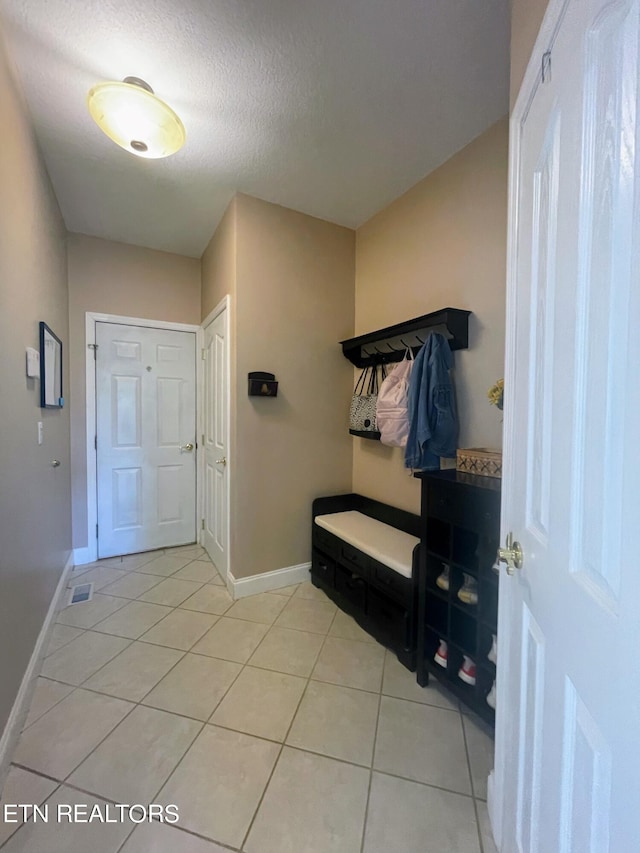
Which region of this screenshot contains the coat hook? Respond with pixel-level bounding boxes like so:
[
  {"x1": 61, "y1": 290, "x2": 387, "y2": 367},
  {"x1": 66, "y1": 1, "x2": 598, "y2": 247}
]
[{"x1": 416, "y1": 334, "x2": 425, "y2": 344}]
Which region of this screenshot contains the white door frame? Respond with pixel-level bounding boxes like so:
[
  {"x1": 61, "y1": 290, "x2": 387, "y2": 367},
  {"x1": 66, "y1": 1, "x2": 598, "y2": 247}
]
[
  {"x1": 81, "y1": 312, "x2": 202, "y2": 565},
  {"x1": 200, "y1": 295, "x2": 232, "y2": 578},
  {"x1": 488, "y1": 0, "x2": 569, "y2": 847}
]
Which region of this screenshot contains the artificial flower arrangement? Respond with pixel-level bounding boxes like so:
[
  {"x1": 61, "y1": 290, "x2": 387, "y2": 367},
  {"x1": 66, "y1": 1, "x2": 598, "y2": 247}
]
[{"x1": 487, "y1": 378, "x2": 504, "y2": 411}]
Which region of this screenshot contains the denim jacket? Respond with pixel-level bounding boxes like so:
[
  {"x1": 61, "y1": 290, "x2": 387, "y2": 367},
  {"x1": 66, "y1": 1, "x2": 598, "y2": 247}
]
[{"x1": 404, "y1": 332, "x2": 457, "y2": 470}]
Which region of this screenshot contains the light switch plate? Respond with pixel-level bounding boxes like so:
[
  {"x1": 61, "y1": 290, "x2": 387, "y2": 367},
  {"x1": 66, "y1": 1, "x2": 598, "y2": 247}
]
[{"x1": 26, "y1": 347, "x2": 40, "y2": 378}]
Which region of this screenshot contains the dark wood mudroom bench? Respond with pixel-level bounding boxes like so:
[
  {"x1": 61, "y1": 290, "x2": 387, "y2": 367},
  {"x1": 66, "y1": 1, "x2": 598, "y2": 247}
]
[{"x1": 311, "y1": 494, "x2": 421, "y2": 670}]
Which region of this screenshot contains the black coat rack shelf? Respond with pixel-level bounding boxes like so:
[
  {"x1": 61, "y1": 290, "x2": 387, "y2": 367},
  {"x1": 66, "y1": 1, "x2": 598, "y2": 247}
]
[{"x1": 340, "y1": 308, "x2": 471, "y2": 368}]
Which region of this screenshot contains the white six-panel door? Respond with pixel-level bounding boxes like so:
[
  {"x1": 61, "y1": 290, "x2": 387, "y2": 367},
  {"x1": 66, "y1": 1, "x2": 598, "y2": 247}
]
[
  {"x1": 96, "y1": 322, "x2": 197, "y2": 558},
  {"x1": 202, "y1": 306, "x2": 229, "y2": 577},
  {"x1": 495, "y1": 0, "x2": 640, "y2": 850}
]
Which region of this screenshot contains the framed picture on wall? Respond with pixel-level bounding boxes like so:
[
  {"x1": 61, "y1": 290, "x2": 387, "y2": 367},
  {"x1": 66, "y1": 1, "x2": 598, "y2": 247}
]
[{"x1": 39, "y1": 321, "x2": 63, "y2": 408}]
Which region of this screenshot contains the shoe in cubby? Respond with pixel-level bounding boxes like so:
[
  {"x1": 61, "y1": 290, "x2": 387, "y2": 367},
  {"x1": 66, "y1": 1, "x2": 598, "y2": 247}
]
[
  {"x1": 488, "y1": 633, "x2": 497, "y2": 665},
  {"x1": 434, "y1": 639, "x2": 448, "y2": 668},
  {"x1": 436, "y1": 564, "x2": 450, "y2": 592},
  {"x1": 458, "y1": 655, "x2": 476, "y2": 686},
  {"x1": 457, "y1": 573, "x2": 478, "y2": 606}
]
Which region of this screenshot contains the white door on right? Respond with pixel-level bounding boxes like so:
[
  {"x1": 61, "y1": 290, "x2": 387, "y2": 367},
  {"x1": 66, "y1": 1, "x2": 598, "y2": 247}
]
[
  {"x1": 202, "y1": 306, "x2": 229, "y2": 578},
  {"x1": 496, "y1": 1, "x2": 640, "y2": 851}
]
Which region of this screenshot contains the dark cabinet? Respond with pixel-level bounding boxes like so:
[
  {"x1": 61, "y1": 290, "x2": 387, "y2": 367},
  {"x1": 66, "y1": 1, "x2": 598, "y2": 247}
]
[
  {"x1": 415, "y1": 470, "x2": 501, "y2": 725},
  {"x1": 311, "y1": 493, "x2": 420, "y2": 670}
]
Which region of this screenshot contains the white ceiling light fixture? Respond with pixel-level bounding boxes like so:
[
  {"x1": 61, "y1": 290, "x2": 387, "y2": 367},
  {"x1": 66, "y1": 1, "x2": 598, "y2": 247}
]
[{"x1": 87, "y1": 76, "x2": 186, "y2": 159}]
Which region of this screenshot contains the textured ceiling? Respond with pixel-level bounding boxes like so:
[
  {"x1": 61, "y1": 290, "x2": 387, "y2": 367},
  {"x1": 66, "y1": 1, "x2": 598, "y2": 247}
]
[{"x1": 0, "y1": 0, "x2": 509, "y2": 257}]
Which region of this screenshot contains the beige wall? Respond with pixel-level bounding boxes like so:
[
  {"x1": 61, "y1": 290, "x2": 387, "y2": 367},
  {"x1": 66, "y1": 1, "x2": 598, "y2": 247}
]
[
  {"x1": 201, "y1": 198, "x2": 238, "y2": 576},
  {"x1": 202, "y1": 194, "x2": 356, "y2": 579},
  {"x1": 0, "y1": 42, "x2": 70, "y2": 739},
  {"x1": 353, "y1": 118, "x2": 508, "y2": 515},
  {"x1": 510, "y1": 0, "x2": 551, "y2": 107},
  {"x1": 68, "y1": 233, "x2": 201, "y2": 550},
  {"x1": 201, "y1": 198, "x2": 237, "y2": 319}
]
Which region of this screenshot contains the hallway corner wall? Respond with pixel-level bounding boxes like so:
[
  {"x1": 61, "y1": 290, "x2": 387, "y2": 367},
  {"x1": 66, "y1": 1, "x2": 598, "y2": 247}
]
[
  {"x1": 353, "y1": 118, "x2": 509, "y2": 515},
  {"x1": 0, "y1": 38, "x2": 71, "y2": 741},
  {"x1": 202, "y1": 194, "x2": 356, "y2": 580},
  {"x1": 234, "y1": 194, "x2": 356, "y2": 578},
  {"x1": 67, "y1": 234, "x2": 201, "y2": 553}
]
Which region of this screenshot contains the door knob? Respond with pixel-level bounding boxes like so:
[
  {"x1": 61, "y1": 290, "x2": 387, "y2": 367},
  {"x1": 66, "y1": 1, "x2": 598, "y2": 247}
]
[
  {"x1": 51, "y1": 459, "x2": 61, "y2": 467},
  {"x1": 215, "y1": 457, "x2": 227, "y2": 466},
  {"x1": 180, "y1": 443, "x2": 194, "y2": 452},
  {"x1": 497, "y1": 532, "x2": 524, "y2": 576}
]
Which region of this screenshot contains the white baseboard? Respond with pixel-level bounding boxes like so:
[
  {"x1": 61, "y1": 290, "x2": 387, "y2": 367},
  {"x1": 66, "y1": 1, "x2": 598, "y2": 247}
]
[
  {"x1": 73, "y1": 547, "x2": 93, "y2": 567},
  {"x1": 0, "y1": 552, "x2": 74, "y2": 786},
  {"x1": 228, "y1": 562, "x2": 311, "y2": 600}
]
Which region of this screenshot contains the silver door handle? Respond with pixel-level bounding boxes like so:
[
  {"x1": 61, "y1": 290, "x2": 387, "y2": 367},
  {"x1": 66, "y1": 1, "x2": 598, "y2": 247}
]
[
  {"x1": 51, "y1": 460, "x2": 61, "y2": 467},
  {"x1": 216, "y1": 457, "x2": 227, "y2": 466},
  {"x1": 180, "y1": 443, "x2": 194, "y2": 452}
]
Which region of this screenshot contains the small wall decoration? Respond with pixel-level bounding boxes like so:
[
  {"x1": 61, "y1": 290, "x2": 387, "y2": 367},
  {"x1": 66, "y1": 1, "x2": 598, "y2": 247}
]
[
  {"x1": 39, "y1": 322, "x2": 64, "y2": 408},
  {"x1": 248, "y1": 371, "x2": 278, "y2": 397},
  {"x1": 487, "y1": 378, "x2": 504, "y2": 411}
]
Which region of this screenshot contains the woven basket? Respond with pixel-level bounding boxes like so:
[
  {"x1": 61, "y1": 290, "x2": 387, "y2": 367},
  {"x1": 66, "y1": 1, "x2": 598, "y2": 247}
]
[{"x1": 456, "y1": 448, "x2": 502, "y2": 479}]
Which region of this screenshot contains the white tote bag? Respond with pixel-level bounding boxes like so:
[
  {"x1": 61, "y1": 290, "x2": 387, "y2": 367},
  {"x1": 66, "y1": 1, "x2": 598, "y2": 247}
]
[{"x1": 376, "y1": 350, "x2": 414, "y2": 447}]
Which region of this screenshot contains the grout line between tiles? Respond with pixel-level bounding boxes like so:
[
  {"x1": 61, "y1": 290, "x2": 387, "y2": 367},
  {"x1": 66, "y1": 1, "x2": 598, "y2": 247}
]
[
  {"x1": 88, "y1": 593, "x2": 329, "y2": 848},
  {"x1": 474, "y1": 795, "x2": 486, "y2": 853},
  {"x1": 111, "y1": 812, "x2": 242, "y2": 853},
  {"x1": 359, "y1": 656, "x2": 384, "y2": 853},
  {"x1": 98, "y1": 572, "x2": 167, "y2": 600},
  {"x1": 20, "y1": 681, "x2": 74, "y2": 733},
  {"x1": 354, "y1": 764, "x2": 477, "y2": 801},
  {"x1": 39, "y1": 637, "x2": 136, "y2": 689},
  {"x1": 46, "y1": 779, "x2": 138, "y2": 853},
  {"x1": 461, "y1": 707, "x2": 486, "y2": 853},
  {"x1": 8, "y1": 762, "x2": 63, "y2": 786},
  {"x1": 136, "y1": 615, "x2": 221, "y2": 652},
  {"x1": 55, "y1": 593, "x2": 132, "y2": 630},
  {"x1": 149, "y1": 665, "x2": 289, "y2": 847},
  {"x1": 26, "y1": 774, "x2": 238, "y2": 853},
  {"x1": 238, "y1": 606, "x2": 340, "y2": 852},
  {"x1": 60, "y1": 709, "x2": 206, "y2": 813},
  {"x1": 376, "y1": 686, "x2": 462, "y2": 712},
  {"x1": 16, "y1": 557, "x2": 218, "y2": 772},
  {"x1": 0, "y1": 775, "x2": 63, "y2": 851},
  {"x1": 40, "y1": 613, "x2": 469, "y2": 764},
  {"x1": 461, "y1": 713, "x2": 482, "y2": 800},
  {"x1": 15, "y1": 571, "x2": 483, "y2": 850},
  {"x1": 44, "y1": 626, "x2": 88, "y2": 658},
  {"x1": 59, "y1": 702, "x2": 141, "y2": 786},
  {"x1": 17, "y1": 638, "x2": 188, "y2": 796}
]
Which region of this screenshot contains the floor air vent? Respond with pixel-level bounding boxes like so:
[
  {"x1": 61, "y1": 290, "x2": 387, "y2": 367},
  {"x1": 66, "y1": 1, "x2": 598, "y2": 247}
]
[{"x1": 67, "y1": 582, "x2": 94, "y2": 606}]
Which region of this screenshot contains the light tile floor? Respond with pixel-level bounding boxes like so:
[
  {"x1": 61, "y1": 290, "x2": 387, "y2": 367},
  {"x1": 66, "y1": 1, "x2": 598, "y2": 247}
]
[{"x1": 2, "y1": 545, "x2": 498, "y2": 852}]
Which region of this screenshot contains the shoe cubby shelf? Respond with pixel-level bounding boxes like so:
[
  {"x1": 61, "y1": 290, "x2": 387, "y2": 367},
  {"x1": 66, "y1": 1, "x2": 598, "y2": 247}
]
[{"x1": 414, "y1": 469, "x2": 501, "y2": 726}]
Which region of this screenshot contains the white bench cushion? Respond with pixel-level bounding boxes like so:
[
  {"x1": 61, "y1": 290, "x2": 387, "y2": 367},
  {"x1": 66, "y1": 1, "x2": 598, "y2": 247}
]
[{"x1": 315, "y1": 511, "x2": 419, "y2": 579}]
